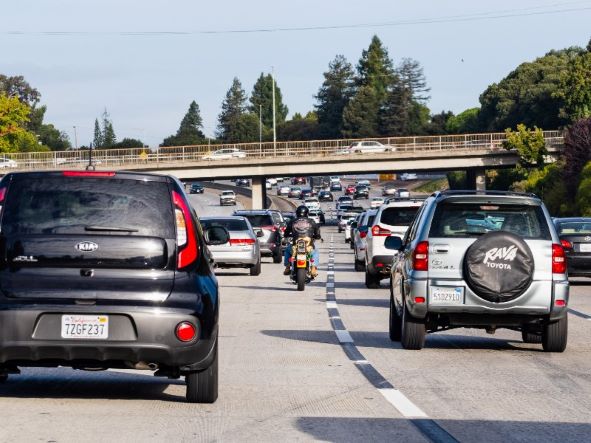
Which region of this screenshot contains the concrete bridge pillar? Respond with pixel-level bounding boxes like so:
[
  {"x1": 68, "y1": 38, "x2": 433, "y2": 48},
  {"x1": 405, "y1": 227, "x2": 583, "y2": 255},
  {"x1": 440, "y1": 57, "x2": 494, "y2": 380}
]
[
  {"x1": 251, "y1": 177, "x2": 267, "y2": 209},
  {"x1": 466, "y1": 169, "x2": 486, "y2": 190}
]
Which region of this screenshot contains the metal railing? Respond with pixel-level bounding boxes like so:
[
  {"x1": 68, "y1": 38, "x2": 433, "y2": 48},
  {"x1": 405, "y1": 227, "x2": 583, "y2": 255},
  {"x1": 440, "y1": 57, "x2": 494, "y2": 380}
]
[{"x1": 0, "y1": 131, "x2": 564, "y2": 171}]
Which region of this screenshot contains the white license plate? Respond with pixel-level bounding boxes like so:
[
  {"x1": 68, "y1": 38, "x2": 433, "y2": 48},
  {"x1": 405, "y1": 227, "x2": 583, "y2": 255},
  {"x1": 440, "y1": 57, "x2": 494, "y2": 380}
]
[
  {"x1": 61, "y1": 315, "x2": 109, "y2": 339},
  {"x1": 430, "y1": 286, "x2": 464, "y2": 304},
  {"x1": 580, "y1": 243, "x2": 591, "y2": 252}
]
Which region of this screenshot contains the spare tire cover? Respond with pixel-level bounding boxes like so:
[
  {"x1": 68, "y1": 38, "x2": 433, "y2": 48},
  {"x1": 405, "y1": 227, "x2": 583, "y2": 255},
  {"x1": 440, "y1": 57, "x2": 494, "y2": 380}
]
[{"x1": 463, "y1": 231, "x2": 534, "y2": 303}]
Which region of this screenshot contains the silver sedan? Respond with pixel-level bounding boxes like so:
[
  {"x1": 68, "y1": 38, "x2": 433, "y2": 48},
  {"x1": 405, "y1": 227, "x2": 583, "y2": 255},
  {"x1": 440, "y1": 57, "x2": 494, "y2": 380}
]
[{"x1": 200, "y1": 216, "x2": 262, "y2": 275}]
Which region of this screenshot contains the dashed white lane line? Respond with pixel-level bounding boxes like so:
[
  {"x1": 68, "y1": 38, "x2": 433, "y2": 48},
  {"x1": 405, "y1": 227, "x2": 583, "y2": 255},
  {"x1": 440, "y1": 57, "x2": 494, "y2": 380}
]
[
  {"x1": 334, "y1": 329, "x2": 354, "y2": 343},
  {"x1": 326, "y1": 301, "x2": 338, "y2": 309},
  {"x1": 379, "y1": 389, "x2": 428, "y2": 418}
]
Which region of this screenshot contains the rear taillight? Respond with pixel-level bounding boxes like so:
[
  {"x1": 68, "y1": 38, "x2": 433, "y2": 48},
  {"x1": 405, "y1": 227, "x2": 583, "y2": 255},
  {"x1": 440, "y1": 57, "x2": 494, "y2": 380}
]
[
  {"x1": 62, "y1": 171, "x2": 115, "y2": 177},
  {"x1": 560, "y1": 239, "x2": 573, "y2": 250},
  {"x1": 371, "y1": 225, "x2": 391, "y2": 236},
  {"x1": 262, "y1": 225, "x2": 277, "y2": 232},
  {"x1": 412, "y1": 241, "x2": 429, "y2": 271},
  {"x1": 229, "y1": 238, "x2": 256, "y2": 246},
  {"x1": 172, "y1": 191, "x2": 198, "y2": 269},
  {"x1": 175, "y1": 322, "x2": 197, "y2": 342},
  {"x1": 360, "y1": 231, "x2": 367, "y2": 239},
  {"x1": 0, "y1": 187, "x2": 5, "y2": 203},
  {"x1": 552, "y1": 243, "x2": 566, "y2": 274}
]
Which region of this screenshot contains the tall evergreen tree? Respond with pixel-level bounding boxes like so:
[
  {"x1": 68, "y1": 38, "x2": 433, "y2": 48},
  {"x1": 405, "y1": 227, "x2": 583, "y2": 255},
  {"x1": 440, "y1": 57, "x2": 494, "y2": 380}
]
[
  {"x1": 161, "y1": 100, "x2": 205, "y2": 146},
  {"x1": 217, "y1": 77, "x2": 249, "y2": 142},
  {"x1": 249, "y1": 73, "x2": 288, "y2": 128},
  {"x1": 379, "y1": 85, "x2": 413, "y2": 136},
  {"x1": 101, "y1": 109, "x2": 117, "y2": 148},
  {"x1": 93, "y1": 118, "x2": 102, "y2": 148},
  {"x1": 315, "y1": 55, "x2": 355, "y2": 138},
  {"x1": 342, "y1": 85, "x2": 380, "y2": 138},
  {"x1": 356, "y1": 35, "x2": 397, "y2": 102},
  {"x1": 397, "y1": 58, "x2": 430, "y2": 103}
]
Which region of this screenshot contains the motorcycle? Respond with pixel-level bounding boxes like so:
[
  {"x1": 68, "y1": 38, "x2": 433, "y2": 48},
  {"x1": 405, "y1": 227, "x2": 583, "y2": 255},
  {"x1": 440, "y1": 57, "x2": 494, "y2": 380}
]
[{"x1": 288, "y1": 236, "x2": 315, "y2": 291}]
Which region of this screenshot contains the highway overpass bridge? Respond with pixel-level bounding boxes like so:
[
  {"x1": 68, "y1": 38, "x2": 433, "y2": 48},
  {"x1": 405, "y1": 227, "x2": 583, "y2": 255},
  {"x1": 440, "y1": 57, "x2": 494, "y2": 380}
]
[{"x1": 1, "y1": 131, "x2": 564, "y2": 208}]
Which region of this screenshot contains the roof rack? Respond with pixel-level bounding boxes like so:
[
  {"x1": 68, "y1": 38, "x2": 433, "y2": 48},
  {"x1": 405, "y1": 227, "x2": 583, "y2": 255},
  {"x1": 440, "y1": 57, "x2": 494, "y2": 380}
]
[
  {"x1": 385, "y1": 196, "x2": 427, "y2": 203},
  {"x1": 432, "y1": 190, "x2": 539, "y2": 198}
]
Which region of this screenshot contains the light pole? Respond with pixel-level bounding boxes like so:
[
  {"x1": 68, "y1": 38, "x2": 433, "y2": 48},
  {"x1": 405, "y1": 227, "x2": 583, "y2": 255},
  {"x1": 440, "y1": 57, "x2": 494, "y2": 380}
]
[
  {"x1": 259, "y1": 104, "x2": 262, "y2": 156},
  {"x1": 73, "y1": 126, "x2": 78, "y2": 149},
  {"x1": 271, "y1": 67, "x2": 276, "y2": 156}
]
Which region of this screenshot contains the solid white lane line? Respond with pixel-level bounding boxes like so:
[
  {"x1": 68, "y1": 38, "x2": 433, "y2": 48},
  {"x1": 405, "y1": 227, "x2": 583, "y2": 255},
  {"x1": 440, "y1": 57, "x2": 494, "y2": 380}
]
[
  {"x1": 379, "y1": 389, "x2": 428, "y2": 418},
  {"x1": 334, "y1": 329, "x2": 354, "y2": 343}
]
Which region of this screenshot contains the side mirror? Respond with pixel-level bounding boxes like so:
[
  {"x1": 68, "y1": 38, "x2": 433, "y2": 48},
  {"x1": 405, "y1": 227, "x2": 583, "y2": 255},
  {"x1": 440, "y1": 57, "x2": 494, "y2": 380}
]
[
  {"x1": 351, "y1": 222, "x2": 358, "y2": 229},
  {"x1": 204, "y1": 226, "x2": 230, "y2": 245},
  {"x1": 384, "y1": 236, "x2": 403, "y2": 251},
  {"x1": 255, "y1": 229, "x2": 264, "y2": 238}
]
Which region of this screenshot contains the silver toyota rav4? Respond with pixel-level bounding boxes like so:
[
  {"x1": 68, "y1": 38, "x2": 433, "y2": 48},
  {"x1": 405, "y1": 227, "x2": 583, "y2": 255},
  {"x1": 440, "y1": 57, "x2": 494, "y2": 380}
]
[{"x1": 386, "y1": 190, "x2": 569, "y2": 352}]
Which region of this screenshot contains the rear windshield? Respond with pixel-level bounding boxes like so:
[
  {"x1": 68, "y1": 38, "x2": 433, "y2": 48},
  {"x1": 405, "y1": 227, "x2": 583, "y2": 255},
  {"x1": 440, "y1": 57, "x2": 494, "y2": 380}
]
[
  {"x1": 2, "y1": 177, "x2": 174, "y2": 237},
  {"x1": 380, "y1": 207, "x2": 419, "y2": 226},
  {"x1": 201, "y1": 218, "x2": 248, "y2": 231},
  {"x1": 242, "y1": 214, "x2": 273, "y2": 227},
  {"x1": 556, "y1": 221, "x2": 591, "y2": 234},
  {"x1": 429, "y1": 202, "x2": 551, "y2": 239}
]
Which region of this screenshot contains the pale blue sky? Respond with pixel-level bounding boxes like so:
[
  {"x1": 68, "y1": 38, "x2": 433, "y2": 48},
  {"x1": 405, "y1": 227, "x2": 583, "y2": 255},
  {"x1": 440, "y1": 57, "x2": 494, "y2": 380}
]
[{"x1": 2, "y1": 0, "x2": 590, "y2": 147}]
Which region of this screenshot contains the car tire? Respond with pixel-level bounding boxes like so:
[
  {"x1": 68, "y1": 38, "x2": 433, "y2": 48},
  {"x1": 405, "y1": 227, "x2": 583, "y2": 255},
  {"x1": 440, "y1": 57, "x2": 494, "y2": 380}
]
[
  {"x1": 389, "y1": 294, "x2": 402, "y2": 342},
  {"x1": 521, "y1": 330, "x2": 543, "y2": 344},
  {"x1": 186, "y1": 342, "x2": 218, "y2": 403},
  {"x1": 542, "y1": 317, "x2": 568, "y2": 352},
  {"x1": 365, "y1": 270, "x2": 380, "y2": 289},
  {"x1": 338, "y1": 228, "x2": 342, "y2": 233},
  {"x1": 354, "y1": 259, "x2": 365, "y2": 272},
  {"x1": 250, "y1": 257, "x2": 261, "y2": 276},
  {"x1": 401, "y1": 303, "x2": 426, "y2": 350},
  {"x1": 272, "y1": 248, "x2": 282, "y2": 264}
]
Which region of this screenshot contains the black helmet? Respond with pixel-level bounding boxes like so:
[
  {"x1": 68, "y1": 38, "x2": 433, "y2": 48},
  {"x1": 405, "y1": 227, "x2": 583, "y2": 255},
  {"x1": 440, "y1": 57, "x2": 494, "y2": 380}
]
[{"x1": 296, "y1": 205, "x2": 309, "y2": 218}]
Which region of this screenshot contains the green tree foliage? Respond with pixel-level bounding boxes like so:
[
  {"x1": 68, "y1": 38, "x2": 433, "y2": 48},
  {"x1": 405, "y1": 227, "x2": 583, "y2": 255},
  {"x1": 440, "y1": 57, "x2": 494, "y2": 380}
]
[
  {"x1": 356, "y1": 35, "x2": 397, "y2": 102},
  {"x1": 479, "y1": 47, "x2": 584, "y2": 131},
  {"x1": 425, "y1": 110, "x2": 454, "y2": 135},
  {"x1": 278, "y1": 111, "x2": 319, "y2": 141},
  {"x1": 342, "y1": 85, "x2": 380, "y2": 138},
  {"x1": 378, "y1": 85, "x2": 429, "y2": 136},
  {"x1": 93, "y1": 118, "x2": 102, "y2": 149},
  {"x1": 0, "y1": 93, "x2": 38, "y2": 152},
  {"x1": 503, "y1": 124, "x2": 547, "y2": 173},
  {"x1": 446, "y1": 108, "x2": 480, "y2": 133},
  {"x1": 511, "y1": 163, "x2": 569, "y2": 215},
  {"x1": 396, "y1": 58, "x2": 430, "y2": 103},
  {"x1": 315, "y1": 55, "x2": 355, "y2": 138},
  {"x1": 218, "y1": 78, "x2": 250, "y2": 142},
  {"x1": 563, "y1": 117, "x2": 591, "y2": 195},
  {"x1": 162, "y1": 101, "x2": 206, "y2": 146},
  {"x1": 101, "y1": 110, "x2": 117, "y2": 148},
  {"x1": 38, "y1": 123, "x2": 71, "y2": 151},
  {"x1": 556, "y1": 50, "x2": 591, "y2": 122},
  {"x1": 0, "y1": 75, "x2": 40, "y2": 108},
  {"x1": 249, "y1": 73, "x2": 288, "y2": 128},
  {"x1": 576, "y1": 162, "x2": 591, "y2": 216},
  {"x1": 113, "y1": 138, "x2": 145, "y2": 149}
]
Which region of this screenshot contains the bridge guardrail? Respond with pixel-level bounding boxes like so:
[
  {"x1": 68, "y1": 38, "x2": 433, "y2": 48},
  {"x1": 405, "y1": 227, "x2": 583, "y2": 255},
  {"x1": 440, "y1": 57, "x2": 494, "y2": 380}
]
[{"x1": 0, "y1": 131, "x2": 564, "y2": 171}]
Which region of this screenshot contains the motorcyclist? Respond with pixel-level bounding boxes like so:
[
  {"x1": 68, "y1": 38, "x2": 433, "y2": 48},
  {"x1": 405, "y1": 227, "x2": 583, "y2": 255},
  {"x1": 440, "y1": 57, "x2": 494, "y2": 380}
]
[{"x1": 283, "y1": 205, "x2": 321, "y2": 277}]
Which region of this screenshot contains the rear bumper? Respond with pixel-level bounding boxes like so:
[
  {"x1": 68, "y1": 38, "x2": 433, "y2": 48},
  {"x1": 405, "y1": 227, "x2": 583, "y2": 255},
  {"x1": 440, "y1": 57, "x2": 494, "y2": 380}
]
[
  {"x1": 566, "y1": 254, "x2": 591, "y2": 276},
  {"x1": 367, "y1": 255, "x2": 394, "y2": 275},
  {"x1": 212, "y1": 249, "x2": 258, "y2": 266},
  {"x1": 0, "y1": 305, "x2": 217, "y2": 373}
]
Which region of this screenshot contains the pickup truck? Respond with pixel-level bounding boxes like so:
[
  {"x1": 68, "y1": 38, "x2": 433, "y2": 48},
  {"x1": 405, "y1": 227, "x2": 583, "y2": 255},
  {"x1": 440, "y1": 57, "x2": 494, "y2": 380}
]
[{"x1": 220, "y1": 190, "x2": 237, "y2": 206}]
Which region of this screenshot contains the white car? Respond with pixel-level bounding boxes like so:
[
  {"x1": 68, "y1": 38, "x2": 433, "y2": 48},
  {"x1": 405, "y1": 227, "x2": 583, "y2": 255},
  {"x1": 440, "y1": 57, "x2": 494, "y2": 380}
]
[
  {"x1": 370, "y1": 197, "x2": 385, "y2": 208},
  {"x1": 329, "y1": 176, "x2": 340, "y2": 184},
  {"x1": 400, "y1": 173, "x2": 418, "y2": 181},
  {"x1": 347, "y1": 141, "x2": 393, "y2": 154},
  {"x1": 397, "y1": 188, "x2": 410, "y2": 199},
  {"x1": 277, "y1": 185, "x2": 290, "y2": 196},
  {"x1": 203, "y1": 148, "x2": 247, "y2": 160},
  {"x1": 356, "y1": 179, "x2": 371, "y2": 188},
  {"x1": 0, "y1": 157, "x2": 18, "y2": 168},
  {"x1": 308, "y1": 210, "x2": 321, "y2": 224},
  {"x1": 353, "y1": 209, "x2": 378, "y2": 272},
  {"x1": 267, "y1": 178, "x2": 277, "y2": 186},
  {"x1": 363, "y1": 199, "x2": 423, "y2": 288},
  {"x1": 338, "y1": 211, "x2": 359, "y2": 233},
  {"x1": 304, "y1": 197, "x2": 320, "y2": 211}
]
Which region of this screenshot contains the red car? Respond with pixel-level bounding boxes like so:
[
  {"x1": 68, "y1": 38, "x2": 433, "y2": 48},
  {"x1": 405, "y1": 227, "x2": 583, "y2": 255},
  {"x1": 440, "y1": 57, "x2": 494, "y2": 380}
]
[
  {"x1": 345, "y1": 184, "x2": 356, "y2": 195},
  {"x1": 291, "y1": 177, "x2": 306, "y2": 185}
]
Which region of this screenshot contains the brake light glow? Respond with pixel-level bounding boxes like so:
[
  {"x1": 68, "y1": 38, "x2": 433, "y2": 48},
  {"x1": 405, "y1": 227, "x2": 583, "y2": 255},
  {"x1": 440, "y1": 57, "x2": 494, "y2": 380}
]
[
  {"x1": 413, "y1": 241, "x2": 429, "y2": 271},
  {"x1": 414, "y1": 297, "x2": 426, "y2": 304},
  {"x1": 560, "y1": 239, "x2": 573, "y2": 250},
  {"x1": 175, "y1": 322, "x2": 197, "y2": 342},
  {"x1": 555, "y1": 300, "x2": 566, "y2": 307},
  {"x1": 0, "y1": 187, "x2": 5, "y2": 203},
  {"x1": 552, "y1": 243, "x2": 566, "y2": 274},
  {"x1": 229, "y1": 238, "x2": 256, "y2": 246},
  {"x1": 297, "y1": 260, "x2": 306, "y2": 267},
  {"x1": 360, "y1": 231, "x2": 367, "y2": 239},
  {"x1": 62, "y1": 171, "x2": 115, "y2": 177},
  {"x1": 372, "y1": 225, "x2": 391, "y2": 236},
  {"x1": 173, "y1": 191, "x2": 198, "y2": 269}
]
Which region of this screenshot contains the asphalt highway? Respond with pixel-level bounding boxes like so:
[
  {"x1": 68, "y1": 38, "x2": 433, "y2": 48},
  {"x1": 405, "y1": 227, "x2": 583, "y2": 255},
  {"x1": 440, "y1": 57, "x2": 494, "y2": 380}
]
[{"x1": 1, "y1": 182, "x2": 590, "y2": 442}]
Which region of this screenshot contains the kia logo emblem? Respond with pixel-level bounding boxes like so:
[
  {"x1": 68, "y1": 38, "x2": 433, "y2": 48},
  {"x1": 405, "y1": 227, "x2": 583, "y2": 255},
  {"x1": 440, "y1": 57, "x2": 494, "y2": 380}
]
[{"x1": 75, "y1": 241, "x2": 98, "y2": 252}]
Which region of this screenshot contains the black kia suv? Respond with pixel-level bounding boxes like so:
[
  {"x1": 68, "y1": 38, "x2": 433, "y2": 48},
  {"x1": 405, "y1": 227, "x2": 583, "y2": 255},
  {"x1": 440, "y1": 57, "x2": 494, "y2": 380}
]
[{"x1": 0, "y1": 171, "x2": 229, "y2": 403}]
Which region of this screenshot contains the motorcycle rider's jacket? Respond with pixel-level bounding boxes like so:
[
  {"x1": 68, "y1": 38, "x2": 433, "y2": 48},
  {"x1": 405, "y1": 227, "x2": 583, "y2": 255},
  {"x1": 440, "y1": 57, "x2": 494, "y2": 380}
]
[{"x1": 284, "y1": 217, "x2": 321, "y2": 244}]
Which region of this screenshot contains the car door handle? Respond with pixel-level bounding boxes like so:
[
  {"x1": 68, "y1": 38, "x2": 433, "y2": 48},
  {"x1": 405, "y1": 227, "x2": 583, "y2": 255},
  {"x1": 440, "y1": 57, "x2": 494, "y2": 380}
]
[{"x1": 433, "y1": 245, "x2": 450, "y2": 253}]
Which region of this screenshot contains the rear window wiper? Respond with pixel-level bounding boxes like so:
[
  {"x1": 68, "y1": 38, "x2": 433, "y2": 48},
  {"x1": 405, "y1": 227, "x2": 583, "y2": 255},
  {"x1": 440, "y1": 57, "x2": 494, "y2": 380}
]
[{"x1": 85, "y1": 225, "x2": 139, "y2": 233}]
